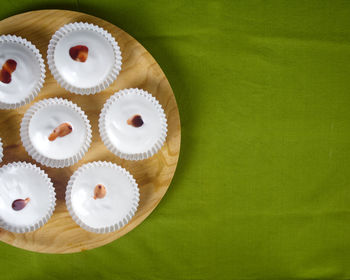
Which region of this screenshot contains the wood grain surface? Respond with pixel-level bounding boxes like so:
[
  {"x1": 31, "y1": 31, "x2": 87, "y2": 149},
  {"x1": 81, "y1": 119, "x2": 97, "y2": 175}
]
[{"x1": 0, "y1": 10, "x2": 181, "y2": 253}]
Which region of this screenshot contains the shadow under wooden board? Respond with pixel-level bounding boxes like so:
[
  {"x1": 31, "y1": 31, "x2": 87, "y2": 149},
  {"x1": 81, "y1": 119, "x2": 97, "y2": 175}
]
[{"x1": 0, "y1": 10, "x2": 181, "y2": 253}]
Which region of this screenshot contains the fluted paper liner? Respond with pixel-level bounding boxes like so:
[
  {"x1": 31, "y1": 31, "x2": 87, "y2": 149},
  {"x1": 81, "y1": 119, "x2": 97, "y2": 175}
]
[
  {"x1": 99, "y1": 88, "x2": 168, "y2": 160},
  {"x1": 20, "y1": 98, "x2": 92, "y2": 168},
  {"x1": 47, "y1": 22, "x2": 122, "y2": 95},
  {"x1": 0, "y1": 162, "x2": 56, "y2": 233},
  {"x1": 66, "y1": 161, "x2": 140, "y2": 233},
  {"x1": 0, "y1": 35, "x2": 46, "y2": 109}
]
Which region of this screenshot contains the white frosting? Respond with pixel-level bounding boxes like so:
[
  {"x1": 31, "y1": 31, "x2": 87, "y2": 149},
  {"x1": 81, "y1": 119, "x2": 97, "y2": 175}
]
[
  {"x1": 28, "y1": 104, "x2": 87, "y2": 160},
  {"x1": 54, "y1": 29, "x2": 114, "y2": 88},
  {"x1": 105, "y1": 93, "x2": 164, "y2": 154},
  {"x1": 70, "y1": 164, "x2": 136, "y2": 228},
  {"x1": 0, "y1": 41, "x2": 41, "y2": 104},
  {"x1": 0, "y1": 165, "x2": 52, "y2": 227}
]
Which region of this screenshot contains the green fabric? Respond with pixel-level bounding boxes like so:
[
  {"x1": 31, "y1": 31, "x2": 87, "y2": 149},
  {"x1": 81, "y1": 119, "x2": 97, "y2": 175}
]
[{"x1": 1, "y1": 0, "x2": 350, "y2": 279}]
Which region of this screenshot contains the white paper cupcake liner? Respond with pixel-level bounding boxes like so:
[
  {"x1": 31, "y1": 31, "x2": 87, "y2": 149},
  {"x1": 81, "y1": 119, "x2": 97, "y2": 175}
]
[
  {"x1": 20, "y1": 98, "x2": 92, "y2": 168},
  {"x1": 0, "y1": 35, "x2": 46, "y2": 109},
  {"x1": 0, "y1": 138, "x2": 3, "y2": 163},
  {"x1": 99, "y1": 88, "x2": 168, "y2": 160},
  {"x1": 66, "y1": 161, "x2": 139, "y2": 233},
  {"x1": 47, "y1": 22, "x2": 122, "y2": 95},
  {"x1": 0, "y1": 162, "x2": 56, "y2": 233}
]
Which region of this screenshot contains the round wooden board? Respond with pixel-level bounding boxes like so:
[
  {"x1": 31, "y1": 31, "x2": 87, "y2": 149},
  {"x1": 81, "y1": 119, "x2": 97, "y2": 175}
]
[{"x1": 0, "y1": 10, "x2": 181, "y2": 253}]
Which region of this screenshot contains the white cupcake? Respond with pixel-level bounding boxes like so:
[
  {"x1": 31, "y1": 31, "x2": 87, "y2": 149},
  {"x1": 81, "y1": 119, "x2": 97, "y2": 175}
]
[
  {"x1": 99, "y1": 88, "x2": 168, "y2": 160},
  {"x1": 0, "y1": 35, "x2": 45, "y2": 109},
  {"x1": 20, "y1": 98, "x2": 92, "y2": 168},
  {"x1": 66, "y1": 161, "x2": 139, "y2": 233},
  {"x1": 0, "y1": 162, "x2": 56, "y2": 233},
  {"x1": 47, "y1": 22, "x2": 122, "y2": 95}
]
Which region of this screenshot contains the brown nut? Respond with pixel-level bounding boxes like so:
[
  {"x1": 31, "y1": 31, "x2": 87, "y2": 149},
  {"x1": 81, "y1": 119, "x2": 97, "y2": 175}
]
[
  {"x1": 0, "y1": 59, "x2": 17, "y2": 84},
  {"x1": 48, "y1": 122, "x2": 73, "y2": 141},
  {"x1": 69, "y1": 45, "x2": 89, "y2": 62},
  {"x1": 127, "y1": 114, "x2": 144, "y2": 127},
  {"x1": 93, "y1": 184, "x2": 106, "y2": 199},
  {"x1": 12, "y1": 197, "x2": 30, "y2": 211}
]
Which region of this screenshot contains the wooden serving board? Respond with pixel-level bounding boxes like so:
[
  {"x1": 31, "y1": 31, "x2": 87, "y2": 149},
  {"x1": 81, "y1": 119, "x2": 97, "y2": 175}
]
[{"x1": 0, "y1": 10, "x2": 180, "y2": 253}]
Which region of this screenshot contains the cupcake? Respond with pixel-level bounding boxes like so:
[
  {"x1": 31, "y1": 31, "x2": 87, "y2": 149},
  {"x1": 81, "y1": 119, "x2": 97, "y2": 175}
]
[
  {"x1": 47, "y1": 22, "x2": 122, "y2": 95},
  {"x1": 0, "y1": 162, "x2": 56, "y2": 233},
  {"x1": 0, "y1": 35, "x2": 45, "y2": 109},
  {"x1": 66, "y1": 161, "x2": 139, "y2": 233},
  {"x1": 20, "y1": 98, "x2": 92, "y2": 168},
  {"x1": 99, "y1": 88, "x2": 168, "y2": 160},
  {"x1": 0, "y1": 138, "x2": 3, "y2": 162}
]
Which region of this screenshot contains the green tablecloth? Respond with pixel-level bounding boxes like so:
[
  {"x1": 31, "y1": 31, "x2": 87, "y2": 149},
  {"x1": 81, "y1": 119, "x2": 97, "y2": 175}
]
[{"x1": 1, "y1": 0, "x2": 350, "y2": 279}]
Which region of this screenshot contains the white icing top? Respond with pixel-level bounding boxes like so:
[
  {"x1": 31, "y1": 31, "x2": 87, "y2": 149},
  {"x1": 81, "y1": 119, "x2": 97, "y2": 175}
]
[
  {"x1": 28, "y1": 103, "x2": 88, "y2": 160},
  {"x1": 104, "y1": 93, "x2": 165, "y2": 154},
  {"x1": 0, "y1": 164, "x2": 52, "y2": 227},
  {"x1": 0, "y1": 41, "x2": 41, "y2": 104},
  {"x1": 54, "y1": 29, "x2": 115, "y2": 88},
  {"x1": 69, "y1": 163, "x2": 138, "y2": 228}
]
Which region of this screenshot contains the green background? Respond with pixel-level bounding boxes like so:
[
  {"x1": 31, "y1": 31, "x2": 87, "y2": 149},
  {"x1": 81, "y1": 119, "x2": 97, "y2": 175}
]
[{"x1": 1, "y1": 0, "x2": 350, "y2": 279}]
